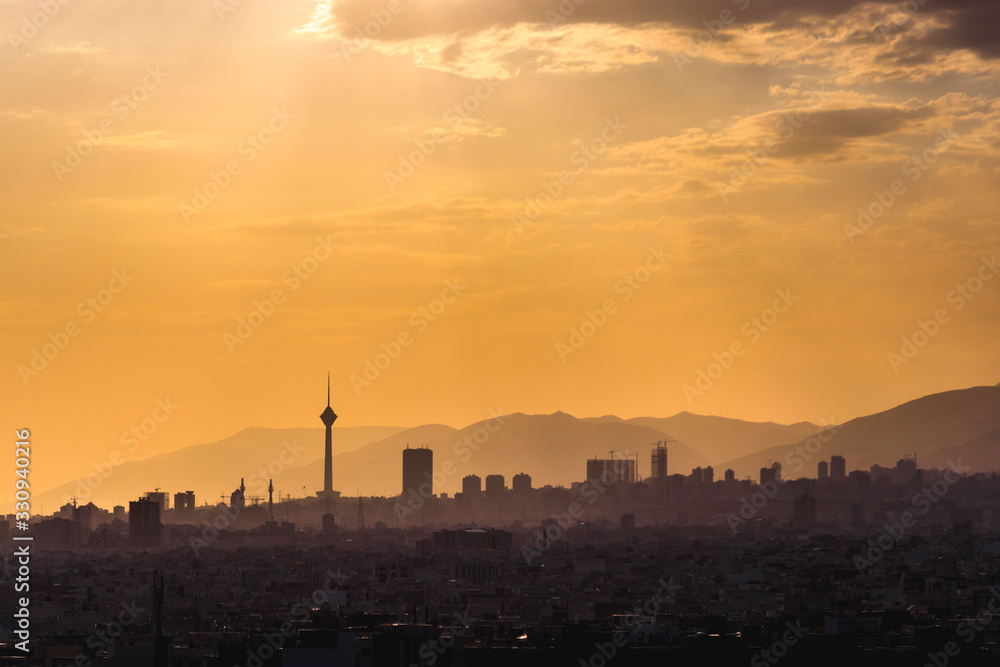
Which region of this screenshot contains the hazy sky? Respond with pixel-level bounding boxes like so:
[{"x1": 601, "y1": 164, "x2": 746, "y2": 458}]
[{"x1": 3, "y1": 0, "x2": 999, "y2": 494}]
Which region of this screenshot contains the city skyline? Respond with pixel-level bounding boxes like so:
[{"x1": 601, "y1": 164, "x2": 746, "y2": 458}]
[{"x1": 4, "y1": 0, "x2": 1000, "y2": 499}]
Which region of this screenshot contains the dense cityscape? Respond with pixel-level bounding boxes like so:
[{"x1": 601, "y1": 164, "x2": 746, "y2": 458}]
[{"x1": 4, "y1": 413, "x2": 1000, "y2": 666}]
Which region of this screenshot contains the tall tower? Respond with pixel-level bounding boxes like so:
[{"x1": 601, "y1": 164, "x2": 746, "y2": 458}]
[
  {"x1": 320, "y1": 373, "x2": 338, "y2": 497},
  {"x1": 268, "y1": 479, "x2": 274, "y2": 522},
  {"x1": 402, "y1": 445, "x2": 433, "y2": 497}
]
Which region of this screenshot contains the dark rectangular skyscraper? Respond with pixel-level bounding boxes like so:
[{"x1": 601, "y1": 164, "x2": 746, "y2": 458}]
[
  {"x1": 129, "y1": 497, "x2": 161, "y2": 546},
  {"x1": 830, "y1": 455, "x2": 846, "y2": 481},
  {"x1": 402, "y1": 446, "x2": 433, "y2": 497}
]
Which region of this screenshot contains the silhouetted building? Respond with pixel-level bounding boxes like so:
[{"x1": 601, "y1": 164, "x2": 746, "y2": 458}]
[
  {"x1": 849, "y1": 470, "x2": 871, "y2": 495},
  {"x1": 896, "y1": 456, "x2": 917, "y2": 482},
  {"x1": 173, "y1": 491, "x2": 195, "y2": 522},
  {"x1": 129, "y1": 497, "x2": 162, "y2": 546},
  {"x1": 830, "y1": 455, "x2": 846, "y2": 481},
  {"x1": 402, "y1": 445, "x2": 434, "y2": 497},
  {"x1": 760, "y1": 466, "x2": 777, "y2": 485},
  {"x1": 651, "y1": 442, "x2": 668, "y2": 479},
  {"x1": 113, "y1": 505, "x2": 125, "y2": 521},
  {"x1": 794, "y1": 494, "x2": 816, "y2": 525},
  {"x1": 690, "y1": 467, "x2": 704, "y2": 484},
  {"x1": 485, "y1": 474, "x2": 505, "y2": 501},
  {"x1": 231, "y1": 478, "x2": 246, "y2": 509},
  {"x1": 319, "y1": 372, "x2": 338, "y2": 498},
  {"x1": 73, "y1": 502, "x2": 97, "y2": 532},
  {"x1": 704, "y1": 466, "x2": 714, "y2": 485},
  {"x1": 145, "y1": 490, "x2": 169, "y2": 510},
  {"x1": 322, "y1": 513, "x2": 336, "y2": 534},
  {"x1": 724, "y1": 468, "x2": 735, "y2": 483},
  {"x1": 512, "y1": 473, "x2": 532, "y2": 494},
  {"x1": 818, "y1": 460, "x2": 829, "y2": 479},
  {"x1": 462, "y1": 474, "x2": 482, "y2": 499},
  {"x1": 35, "y1": 517, "x2": 82, "y2": 551},
  {"x1": 586, "y1": 458, "x2": 636, "y2": 485}
]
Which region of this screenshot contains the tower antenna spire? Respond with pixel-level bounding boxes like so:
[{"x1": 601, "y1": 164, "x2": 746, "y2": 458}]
[{"x1": 327, "y1": 371, "x2": 330, "y2": 407}]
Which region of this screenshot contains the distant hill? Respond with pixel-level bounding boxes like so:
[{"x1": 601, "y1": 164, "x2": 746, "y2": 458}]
[
  {"x1": 718, "y1": 386, "x2": 1000, "y2": 479},
  {"x1": 21, "y1": 385, "x2": 1000, "y2": 513},
  {"x1": 26, "y1": 425, "x2": 406, "y2": 514},
  {"x1": 584, "y1": 413, "x2": 820, "y2": 465},
  {"x1": 275, "y1": 412, "x2": 711, "y2": 497}
]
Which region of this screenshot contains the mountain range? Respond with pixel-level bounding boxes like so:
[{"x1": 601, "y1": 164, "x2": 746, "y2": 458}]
[{"x1": 21, "y1": 384, "x2": 1000, "y2": 513}]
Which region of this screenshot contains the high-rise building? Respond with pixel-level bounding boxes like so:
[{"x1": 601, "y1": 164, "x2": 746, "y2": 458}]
[
  {"x1": 35, "y1": 517, "x2": 82, "y2": 551},
  {"x1": 830, "y1": 455, "x2": 846, "y2": 481},
  {"x1": 818, "y1": 460, "x2": 829, "y2": 479},
  {"x1": 319, "y1": 373, "x2": 338, "y2": 498},
  {"x1": 113, "y1": 505, "x2": 125, "y2": 521},
  {"x1": 760, "y1": 466, "x2": 777, "y2": 485},
  {"x1": 651, "y1": 442, "x2": 668, "y2": 479},
  {"x1": 173, "y1": 491, "x2": 195, "y2": 522},
  {"x1": 402, "y1": 446, "x2": 434, "y2": 497},
  {"x1": 129, "y1": 497, "x2": 161, "y2": 546},
  {"x1": 703, "y1": 466, "x2": 714, "y2": 485},
  {"x1": 724, "y1": 468, "x2": 735, "y2": 483},
  {"x1": 690, "y1": 467, "x2": 704, "y2": 484},
  {"x1": 586, "y1": 458, "x2": 636, "y2": 485},
  {"x1": 462, "y1": 474, "x2": 482, "y2": 498},
  {"x1": 485, "y1": 474, "x2": 505, "y2": 500},
  {"x1": 512, "y1": 473, "x2": 532, "y2": 494},
  {"x1": 73, "y1": 503, "x2": 97, "y2": 532},
  {"x1": 145, "y1": 491, "x2": 169, "y2": 510}
]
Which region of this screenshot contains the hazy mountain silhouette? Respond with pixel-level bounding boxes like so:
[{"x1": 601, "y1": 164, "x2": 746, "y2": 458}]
[
  {"x1": 27, "y1": 425, "x2": 405, "y2": 514},
  {"x1": 21, "y1": 386, "x2": 1000, "y2": 513},
  {"x1": 584, "y1": 413, "x2": 820, "y2": 464},
  {"x1": 273, "y1": 412, "x2": 711, "y2": 498},
  {"x1": 718, "y1": 386, "x2": 1000, "y2": 479}
]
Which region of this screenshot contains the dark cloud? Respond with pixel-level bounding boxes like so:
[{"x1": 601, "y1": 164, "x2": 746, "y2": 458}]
[
  {"x1": 334, "y1": 0, "x2": 1000, "y2": 60},
  {"x1": 773, "y1": 106, "x2": 935, "y2": 159}
]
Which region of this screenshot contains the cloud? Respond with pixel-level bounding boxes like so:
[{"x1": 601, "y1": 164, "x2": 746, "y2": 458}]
[{"x1": 327, "y1": 0, "x2": 1000, "y2": 62}]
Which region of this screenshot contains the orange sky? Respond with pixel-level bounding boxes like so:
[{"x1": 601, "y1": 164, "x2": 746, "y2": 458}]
[{"x1": 3, "y1": 0, "x2": 999, "y2": 499}]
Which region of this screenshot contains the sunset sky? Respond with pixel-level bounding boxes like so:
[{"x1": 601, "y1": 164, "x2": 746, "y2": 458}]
[{"x1": 3, "y1": 0, "x2": 999, "y2": 496}]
